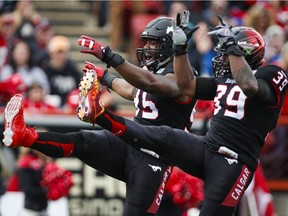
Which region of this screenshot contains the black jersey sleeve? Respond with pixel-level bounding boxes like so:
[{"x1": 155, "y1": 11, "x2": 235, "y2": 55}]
[
  {"x1": 255, "y1": 65, "x2": 288, "y2": 106},
  {"x1": 194, "y1": 77, "x2": 217, "y2": 100}
]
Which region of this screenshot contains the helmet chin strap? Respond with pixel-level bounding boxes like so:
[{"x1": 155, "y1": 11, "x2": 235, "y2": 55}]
[
  {"x1": 160, "y1": 56, "x2": 173, "y2": 67},
  {"x1": 149, "y1": 55, "x2": 173, "y2": 72}
]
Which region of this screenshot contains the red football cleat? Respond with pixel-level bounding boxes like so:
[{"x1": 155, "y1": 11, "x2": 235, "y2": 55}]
[
  {"x1": 77, "y1": 69, "x2": 104, "y2": 123},
  {"x1": 3, "y1": 94, "x2": 38, "y2": 147}
]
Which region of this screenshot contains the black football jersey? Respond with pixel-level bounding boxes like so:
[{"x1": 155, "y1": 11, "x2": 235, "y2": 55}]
[
  {"x1": 205, "y1": 65, "x2": 288, "y2": 170},
  {"x1": 134, "y1": 62, "x2": 197, "y2": 131}
]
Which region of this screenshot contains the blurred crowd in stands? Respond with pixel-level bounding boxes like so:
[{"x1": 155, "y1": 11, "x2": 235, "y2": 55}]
[
  {"x1": 0, "y1": 0, "x2": 81, "y2": 112},
  {"x1": 0, "y1": 0, "x2": 288, "y2": 202}
]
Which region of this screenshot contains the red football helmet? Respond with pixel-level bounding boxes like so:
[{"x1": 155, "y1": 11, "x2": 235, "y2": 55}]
[{"x1": 212, "y1": 26, "x2": 266, "y2": 78}]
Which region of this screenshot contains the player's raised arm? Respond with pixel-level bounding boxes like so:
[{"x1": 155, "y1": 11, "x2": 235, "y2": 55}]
[
  {"x1": 172, "y1": 10, "x2": 199, "y2": 97},
  {"x1": 78, "y1": 18, "x2": 185, "y2": 98},
  {"x1": 207, "y1": 15, "x2": 258, "y2": 97}
]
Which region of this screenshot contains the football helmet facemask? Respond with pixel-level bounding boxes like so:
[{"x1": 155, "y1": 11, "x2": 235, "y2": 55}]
[
  {"x1": 212, "y1": 26, "x2": 266, "y2": 78},
  {"x1": 136, "y1": 17, "x2": 174, "y2": 72}
]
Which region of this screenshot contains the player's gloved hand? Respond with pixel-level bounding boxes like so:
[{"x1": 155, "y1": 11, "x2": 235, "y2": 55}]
[
  {"x1": 83, "y1": 61, "x2": 117, "y2": 88},
  {"x1": 207, "y1": 15, "x2": 243, "y2": 56},
  {"x1": 78, "y1": 35, "x2": 125, "y2": 68},
  {"x1": 172, "y1": 10, "x2": 199, "y2": 56}
]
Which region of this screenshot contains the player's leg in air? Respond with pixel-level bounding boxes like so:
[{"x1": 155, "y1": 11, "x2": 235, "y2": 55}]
[
  {"x1": 2, "y1": 93, "x2": 129, "y2": 179},
  {"x1": 2, "y1": 94, "x2": 172, "y2": 216},
  {"x1": 77, "y1": 69, "x2": 206, "y2": 174}
]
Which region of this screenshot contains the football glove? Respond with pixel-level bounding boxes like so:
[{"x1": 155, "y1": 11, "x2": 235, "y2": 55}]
[
  {"x1": 172, "y1": 10, "x2": 199, "y2": 56},
  {"x1": 78, "y1": 35, "x2": 125, "y2": 68},
  {"x1": 83, "y1": 61, "x2": 117, "y2": 88},
  {"x1": 207, "y1": 15, "x2": 243, "y2": 56}
]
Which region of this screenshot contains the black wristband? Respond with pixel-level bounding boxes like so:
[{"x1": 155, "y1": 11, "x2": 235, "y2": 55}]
[
  {"x1": 101, "y1": 70, "x2": 117, "y2": 88},
  {"x1": 173, "y1": 44, "x2": 188, "y2": 56},
  {"x1": 225, "y1": 38, "x2": 243, "y2": 56},
  {"x1": 226, "y1": 44, "x2": 243, "y2": 56},
  {"x1": 102, "y1": 46, "x2": 125, "y2": 68}
]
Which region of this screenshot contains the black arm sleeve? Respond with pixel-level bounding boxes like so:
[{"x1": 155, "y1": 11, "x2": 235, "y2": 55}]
[
  {"x1": 253, "y1": 79, "x2": 277, "y2": 105},
  {"x1": 194, "y1": 77, "x2": 217, "y2": 100}
]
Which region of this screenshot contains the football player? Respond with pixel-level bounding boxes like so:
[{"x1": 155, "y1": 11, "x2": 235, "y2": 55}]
[{"x1": 3, "y1": 15, "x2": 199, "y2": 216}]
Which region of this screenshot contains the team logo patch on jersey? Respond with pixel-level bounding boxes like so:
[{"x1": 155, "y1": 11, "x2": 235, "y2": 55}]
[
  {"x1": 149, "y1": 164, "x2": 162, "y2": 172},
  {"x1": 224, "y1": 157, "x2": 238, "y2": 165}
]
